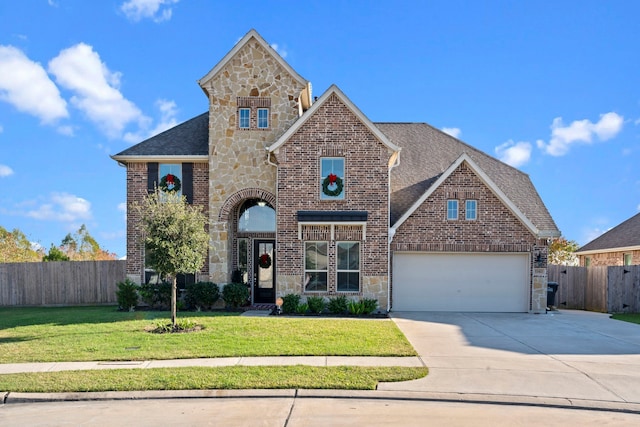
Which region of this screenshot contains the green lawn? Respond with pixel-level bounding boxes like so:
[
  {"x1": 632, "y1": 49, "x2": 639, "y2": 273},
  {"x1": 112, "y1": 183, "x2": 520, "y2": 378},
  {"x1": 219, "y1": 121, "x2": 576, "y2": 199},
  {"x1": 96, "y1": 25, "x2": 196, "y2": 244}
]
[
  {"x1": 0, "y1": 306, "x2": 426, "y2": 392},
  {"x1": 611, "y1": 313, "x2": 640, "y2": 325}
]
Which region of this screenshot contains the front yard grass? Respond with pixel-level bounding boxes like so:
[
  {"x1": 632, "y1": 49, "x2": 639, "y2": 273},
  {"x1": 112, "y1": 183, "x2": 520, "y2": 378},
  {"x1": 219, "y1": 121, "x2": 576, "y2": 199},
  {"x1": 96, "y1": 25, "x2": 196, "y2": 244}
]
[
  {"x1": 0, "y1": 306, "x2": 426, "y2": 392},
  {"x1": 611, "y1": 313, "x2": 640, "y2": 325}
]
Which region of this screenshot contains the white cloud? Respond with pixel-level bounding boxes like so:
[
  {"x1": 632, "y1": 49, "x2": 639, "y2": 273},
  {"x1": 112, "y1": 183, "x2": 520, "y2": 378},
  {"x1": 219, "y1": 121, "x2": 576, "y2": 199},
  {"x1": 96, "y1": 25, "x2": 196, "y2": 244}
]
[
  {"x1": 118, "y1": 202, "x2": 127, "y2": 222},
  {"x1": 121, "y1": 0, "x2": 179, "y2": 23},
  {"x1": 442, "y1": 127, "x2": 461, "y2": 138},
  {"x1": 495, "y1": 140, "x2": 532, "y2": 168},
  {"x1": 26, "y1": 192, "x2": 92, "y2": 222},
  {"x1": 0, "y1": 164, "x2": 14, "y2": 177},
  {"x1": 0, "y1": 45, "x2": 68, "y2": 124},
  {"x1": 57, "y1": 125, "x2": 75, "y2": 136},
  {"x1": 48, "y1": 43, "x2": 144, "y2": 139},
  {"x1": 537, "y1": 112, "x2": 624, "y2": 156},
  {"x1": 270, "y1": 43, "x2": 288, "y2": 59},
  {"x1": 123, "y1": 98, "x2": 178, "y2": 143}
]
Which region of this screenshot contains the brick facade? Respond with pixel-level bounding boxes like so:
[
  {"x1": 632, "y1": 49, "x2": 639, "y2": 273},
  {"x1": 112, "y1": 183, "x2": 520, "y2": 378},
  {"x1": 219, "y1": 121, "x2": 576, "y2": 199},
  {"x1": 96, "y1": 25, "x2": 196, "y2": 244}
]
[
  {"x1": 579, "y1": 250, "x2": 640, "y2": 267},
  {"x1": 273, "y1": 93, "x2": 393, "y2": 308}
]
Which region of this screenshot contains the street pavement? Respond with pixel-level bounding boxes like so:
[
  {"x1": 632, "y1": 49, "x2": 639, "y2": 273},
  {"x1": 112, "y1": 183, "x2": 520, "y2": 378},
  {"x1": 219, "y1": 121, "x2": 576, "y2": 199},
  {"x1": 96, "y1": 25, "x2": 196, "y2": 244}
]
[{"x1": 2, "y1": 309, "x2": 640, "y2": 425}]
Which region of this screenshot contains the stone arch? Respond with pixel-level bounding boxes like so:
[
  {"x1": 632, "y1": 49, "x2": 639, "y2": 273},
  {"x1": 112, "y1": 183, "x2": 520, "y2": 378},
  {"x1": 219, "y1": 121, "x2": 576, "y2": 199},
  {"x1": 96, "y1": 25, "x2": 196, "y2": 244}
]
[{"x1": 218, "y1": 188, "x2": 276, "y2": 221}]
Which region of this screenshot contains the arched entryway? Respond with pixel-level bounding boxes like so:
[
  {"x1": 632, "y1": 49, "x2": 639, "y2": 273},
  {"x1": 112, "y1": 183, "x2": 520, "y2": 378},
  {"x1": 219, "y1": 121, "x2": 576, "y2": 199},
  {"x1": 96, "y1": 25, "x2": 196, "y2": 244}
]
[{"x1": 222, "y1": 190, "x2": 276, "y2": 304}]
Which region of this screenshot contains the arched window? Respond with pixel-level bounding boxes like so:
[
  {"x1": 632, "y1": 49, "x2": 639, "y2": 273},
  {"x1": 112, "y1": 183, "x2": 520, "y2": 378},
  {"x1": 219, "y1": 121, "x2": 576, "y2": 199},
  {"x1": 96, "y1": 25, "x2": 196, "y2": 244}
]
[{"x1": 237, "y1": 199, "x2": 275, "y2": 232}]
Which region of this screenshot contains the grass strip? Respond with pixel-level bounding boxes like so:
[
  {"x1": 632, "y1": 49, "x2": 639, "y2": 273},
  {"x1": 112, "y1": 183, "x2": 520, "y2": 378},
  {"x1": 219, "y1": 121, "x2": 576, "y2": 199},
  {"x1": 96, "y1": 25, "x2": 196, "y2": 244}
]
[
  {"x1": 0, "y1": 366, "x2": 428, "y2": 392},
  {"x1": 610, "y1": 313, "x2": 640, "y2": 325}
]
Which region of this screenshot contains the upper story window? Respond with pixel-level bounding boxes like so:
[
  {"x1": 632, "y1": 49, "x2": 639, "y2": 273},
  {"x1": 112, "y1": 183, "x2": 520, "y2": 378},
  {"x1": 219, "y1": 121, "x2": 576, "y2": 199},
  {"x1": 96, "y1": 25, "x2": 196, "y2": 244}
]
[
  {"x1": 257, "y1": 108, "x2": 269, "y2": 129},
  {"x1": 465, "y1": 200, "x2": 477, "y2": 220},
  {"x1": 239, "y1": 108, "x2": 250, "y2": 129},
  {"x1": 624, "y1": 253, "x2": 632, "y2": 266},
  {"x1": 159, "y1": 164, "x2": 182, "y2": 197},
  {"x1": 237, "y1": 96, "x2": 271, "y2": 130},
  {"x1": 320, "y1": 157, "x2": 345, "y2": 200},
  {"x1": 447, "y1": 200, "x2": 458, "y2": 220}
]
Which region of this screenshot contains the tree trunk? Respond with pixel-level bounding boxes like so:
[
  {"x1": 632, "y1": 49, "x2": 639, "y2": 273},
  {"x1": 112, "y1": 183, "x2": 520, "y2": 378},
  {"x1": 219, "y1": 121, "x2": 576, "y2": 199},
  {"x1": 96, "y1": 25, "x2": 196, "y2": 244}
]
[{"x1": 171, "y1": 276, "x2": 177, "y2": 327}]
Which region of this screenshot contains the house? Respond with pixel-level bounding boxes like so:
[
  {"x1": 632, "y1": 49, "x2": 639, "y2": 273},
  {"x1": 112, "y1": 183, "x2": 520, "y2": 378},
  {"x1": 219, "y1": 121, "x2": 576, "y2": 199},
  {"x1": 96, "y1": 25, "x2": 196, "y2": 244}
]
[
  {"x1": 111, "y1": 29, "x2": 560, "y2": 313},
  {"x1": 575, "y1": 212, "x2": 640, "y2": 267}
]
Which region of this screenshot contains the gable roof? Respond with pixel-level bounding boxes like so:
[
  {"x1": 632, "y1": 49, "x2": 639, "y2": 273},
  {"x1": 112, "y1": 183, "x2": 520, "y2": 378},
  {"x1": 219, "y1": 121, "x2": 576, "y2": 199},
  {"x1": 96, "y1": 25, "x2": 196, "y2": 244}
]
[
  {"x1": 390, "y1": 153, "x2": 540, "y2": 237},
  {"x1": 111, "y1": 112, "x2": 208, "y2": 162},
  {"x1": 197, "y1": 29, "x2": 307, "y2": 96},
  {"x1": 269, "y1": 84, "x2": 401, "y2": 154},
  {"x1": 576, "y1": 212, "x2": 640, "y2": 254},
  {"x1": 377, "y1": 122, "x2": 559, "y2": 237}
]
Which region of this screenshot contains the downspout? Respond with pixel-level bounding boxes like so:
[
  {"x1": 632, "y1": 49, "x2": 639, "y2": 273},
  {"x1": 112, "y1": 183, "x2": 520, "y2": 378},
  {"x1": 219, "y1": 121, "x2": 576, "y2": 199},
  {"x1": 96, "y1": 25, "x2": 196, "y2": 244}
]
[{"x1": 387, "y1": 150, "x2": 401, "y2": 312}]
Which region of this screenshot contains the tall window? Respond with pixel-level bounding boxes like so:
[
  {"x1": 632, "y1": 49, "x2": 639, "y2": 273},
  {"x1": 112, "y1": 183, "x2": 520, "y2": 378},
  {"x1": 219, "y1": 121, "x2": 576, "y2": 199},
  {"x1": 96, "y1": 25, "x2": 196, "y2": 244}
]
[
  {"x1": 257, "y1": 108, "x2": 269, "y2": 129},
  {"x1": 337, "y1": 242, "x2": 360, "y2": 292},
  {"x1": 447, "y1": 200, "x2": 458, "y2": 220},
  {"x1": 320, "y1": 157, "x2": 345, "y2": 200},
  {"x1": 465, "y1": 200, "x2": 477, "y2": 220},
  {"x1": 305, "y1": 242, "x2": 328, "y2": 292},
  {"x1": 239, "y1": 108, "x2": 250, "y2": 129},
  {"x1": 624, "y1": 254, "x2": 632, "y2": 266},
  {"x1": 159, "y1": 164, "x2": 182, "y2": 196}
]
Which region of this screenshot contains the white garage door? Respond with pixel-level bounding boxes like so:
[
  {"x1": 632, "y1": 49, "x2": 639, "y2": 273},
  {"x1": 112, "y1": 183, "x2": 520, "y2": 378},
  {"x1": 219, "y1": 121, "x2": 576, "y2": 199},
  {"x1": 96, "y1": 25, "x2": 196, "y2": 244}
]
[{"x1": 392, "y1": 252, "x2": 529, "y2": 312}]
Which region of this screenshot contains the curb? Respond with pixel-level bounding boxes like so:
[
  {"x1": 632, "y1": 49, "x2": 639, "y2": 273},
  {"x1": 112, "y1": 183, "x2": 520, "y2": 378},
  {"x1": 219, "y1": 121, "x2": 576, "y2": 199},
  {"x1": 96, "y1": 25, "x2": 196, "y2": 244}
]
[{"x1": 4, "y1": 389, "x2": 640, "y2": 414}]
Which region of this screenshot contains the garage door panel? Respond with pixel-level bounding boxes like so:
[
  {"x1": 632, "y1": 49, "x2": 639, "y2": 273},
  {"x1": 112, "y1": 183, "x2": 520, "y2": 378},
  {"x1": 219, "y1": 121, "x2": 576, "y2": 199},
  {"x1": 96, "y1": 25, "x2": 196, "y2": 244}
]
[{"x1": 393, "y1": 253, "x2": 529, "y2": 312}]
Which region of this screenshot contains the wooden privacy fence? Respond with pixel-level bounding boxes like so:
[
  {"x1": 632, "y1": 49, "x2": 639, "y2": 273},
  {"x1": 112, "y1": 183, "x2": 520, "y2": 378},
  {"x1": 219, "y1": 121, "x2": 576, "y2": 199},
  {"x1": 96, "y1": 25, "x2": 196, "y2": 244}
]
[
  {"x1": 548, "y1": 264, "x2": 640, "y2": 313},
  {"x1": 0, "y1": 261, "x2": 126, "y2": 307}
]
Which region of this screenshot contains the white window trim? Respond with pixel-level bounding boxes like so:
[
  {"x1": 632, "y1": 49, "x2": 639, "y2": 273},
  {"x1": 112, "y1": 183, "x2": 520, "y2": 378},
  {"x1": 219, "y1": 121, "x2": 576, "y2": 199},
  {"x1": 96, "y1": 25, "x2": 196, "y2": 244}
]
[
  {"x1": 465, "y1": 199, "x2": 477, "y2": 221},
  {"x1": 336, "y1": 241, "x2": 360, "y2": 293},
  {"x1": 239, "y1": 108, "x2": 250, "y2": 129},
  {"x1": 320, "y1": 157, "x2": 345, "y2": 200},
  {"x1": 304, "y1": 241, "x2": 328, "y2": 292},
  {"x1": 257, "y1": 108, "x2": 269, "y2": 128},
  {"x1": 447, "y1": 199, "x2": 458, "y2": 220}
]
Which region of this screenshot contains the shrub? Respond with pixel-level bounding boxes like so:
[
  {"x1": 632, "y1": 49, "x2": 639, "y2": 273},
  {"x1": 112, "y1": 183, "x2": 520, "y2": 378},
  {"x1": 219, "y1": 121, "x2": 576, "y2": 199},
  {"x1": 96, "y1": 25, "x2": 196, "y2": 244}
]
[
  {"x1": 222, "y1": 283, "x2": 249, "y2": 309},
  {"x1": 139, "y1": 281, "x2": 172, "y2": 309},
  {"x1": 295, "y1": 303, "x2": 309, "y2": 314},
  {"x1": 149, "y1": 318, "x2": 201, "y2": 333},
  {"x1": 348, "y1": 299, "x2": 365, "y2": 315},
  {"x1": 361, "y1": 298, "x2": 379, "y2": 314},
  {"x1": 307, "y1": 296, "x2": 326, "y2": 314},
  {"x1": 281, "y1": 294, "x2": 301, "y2": 314},
  {"x1": 184, "y1": 281, "x2": 220, "y2": 310},
  {"x1": 115, "y1": 279, "x2": 139, "y2": 311},
  {"x1": 327, "y1": 295, "x2": 349, "y2": 314}
]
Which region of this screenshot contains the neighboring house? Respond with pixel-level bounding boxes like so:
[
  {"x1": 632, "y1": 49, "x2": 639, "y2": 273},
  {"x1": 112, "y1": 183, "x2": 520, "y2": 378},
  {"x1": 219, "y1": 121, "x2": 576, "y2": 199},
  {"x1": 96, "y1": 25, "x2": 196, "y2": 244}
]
[
  {"x1": 112, "y1": 30, "x2": 560, "y2": 313},
  {"x1": 576, "y1": 212, "x2": 640, "y2": 267}
]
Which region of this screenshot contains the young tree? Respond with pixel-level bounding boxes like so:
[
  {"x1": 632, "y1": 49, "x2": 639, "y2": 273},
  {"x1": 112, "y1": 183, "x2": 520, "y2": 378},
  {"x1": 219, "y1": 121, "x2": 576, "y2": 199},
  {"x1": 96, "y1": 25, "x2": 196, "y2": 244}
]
[
  {"x1": 134, "y1": 190, "x2": 209, "y2": 327},
  {"x1": 42, "y1": 245, "x2": 70, "y2": 261},
  {"x1": 548, "y1": 237, "x2": 579, "y2": 266},
  {"x1": 0, "y1": 226, "x2": 42, "y2": 262}
]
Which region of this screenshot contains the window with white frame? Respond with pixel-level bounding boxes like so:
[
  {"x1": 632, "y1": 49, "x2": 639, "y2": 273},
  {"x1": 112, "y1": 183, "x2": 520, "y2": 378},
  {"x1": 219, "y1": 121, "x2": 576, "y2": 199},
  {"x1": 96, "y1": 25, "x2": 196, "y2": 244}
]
[
  {"x1": 305, "y1": 242, "x2": 328, "y2": 292},
  {"x1": 624, "y1": 253, "x2": 632, "y2": 266},
  {"x1": 337, "y1": 242, "x2": 360, "y2": 292},
  {"x1": 257, "y1": 108, "x2": 269, "y2": 129},
  {"x1": 320, "y1": 157, "x2": 345, "y2": 200},
  {"x1": 465, "y1": 200, "x2": 477, "y2": 220},
  {"x1": 238, "y1": 108, "x2": 250, "y2": 129},
  {"x1": 447, "y1": 200, "x2": 458, "y2": 220}
]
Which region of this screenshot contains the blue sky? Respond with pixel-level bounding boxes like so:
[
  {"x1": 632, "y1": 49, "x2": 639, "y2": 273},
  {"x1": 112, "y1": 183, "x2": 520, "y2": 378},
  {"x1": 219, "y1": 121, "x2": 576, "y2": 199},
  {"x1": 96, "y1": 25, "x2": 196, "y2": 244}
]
[{"x1": 0, "y1": 0, "x2": 638, "y2": 258}]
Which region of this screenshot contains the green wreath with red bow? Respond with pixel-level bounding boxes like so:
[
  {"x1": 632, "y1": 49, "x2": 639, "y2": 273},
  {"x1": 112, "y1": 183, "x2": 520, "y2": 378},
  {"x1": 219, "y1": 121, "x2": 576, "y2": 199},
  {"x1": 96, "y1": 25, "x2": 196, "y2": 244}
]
[
  {"x1": 159, "y1": 173, "x2": 181, "y2": 193},
  {"x1": 258, "y1": 253, "x2": 272, "y2": 269},
  {"x1": 322, "y1": 173, "x2": 343, "y2": 197}
]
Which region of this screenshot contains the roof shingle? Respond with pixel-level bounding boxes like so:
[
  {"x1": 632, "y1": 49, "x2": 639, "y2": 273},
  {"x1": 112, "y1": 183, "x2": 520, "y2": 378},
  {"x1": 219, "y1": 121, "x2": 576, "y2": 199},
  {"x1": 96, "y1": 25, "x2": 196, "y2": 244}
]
[{"x1": 577, "y1": 212, "x2": 640, "y2": 252}]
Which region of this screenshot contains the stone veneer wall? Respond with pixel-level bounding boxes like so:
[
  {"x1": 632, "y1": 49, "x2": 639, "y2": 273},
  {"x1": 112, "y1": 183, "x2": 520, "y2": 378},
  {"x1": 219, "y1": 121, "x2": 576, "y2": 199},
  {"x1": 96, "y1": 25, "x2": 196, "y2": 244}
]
[
  {"x1": 199, "y1": 38, "x2": 305, "y2": 284},
  {"x1": 391, "y1": 162, "x2": 548, "y2": 313},
  {"x1": 125, "y1": 161, "x2": 210, "y2": 283},
  {"x1": 273, "y1": 93, "x2": 393, "y2": 310},
  {"x1": 579, "y1": 250, "x2": 640, "y2": 267}
]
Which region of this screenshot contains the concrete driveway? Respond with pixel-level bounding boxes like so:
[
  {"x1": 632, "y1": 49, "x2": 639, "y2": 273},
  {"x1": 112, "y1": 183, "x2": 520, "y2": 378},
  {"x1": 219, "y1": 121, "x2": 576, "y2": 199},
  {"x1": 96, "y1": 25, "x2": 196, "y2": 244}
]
[{"x1": 381, "y1": 310, "x2": 640, "y2": 405}]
